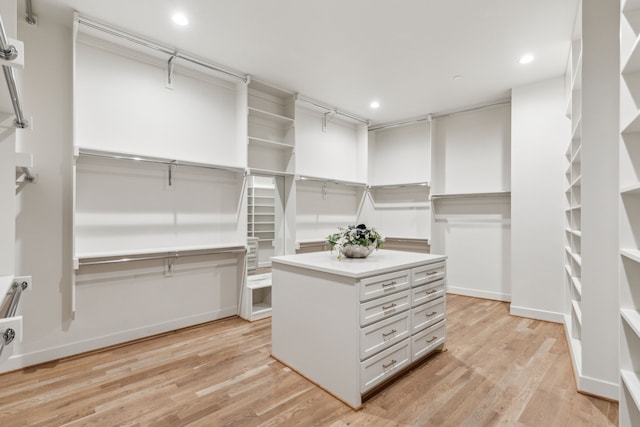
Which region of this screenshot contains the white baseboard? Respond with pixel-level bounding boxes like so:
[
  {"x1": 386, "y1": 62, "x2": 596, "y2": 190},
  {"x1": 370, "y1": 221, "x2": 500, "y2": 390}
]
[
  {"x1": 562, "y1": 314, "x2": 619, "y2": 401},
  {"x1": 509, "y1": 305, "x2": 564, "y2": 323},
  {"x1": 447, "y1": 285, "x2": 511, "y2": 302},
  {"x1": 0, "y1": 306, "x2": 238, "y2": 374}
]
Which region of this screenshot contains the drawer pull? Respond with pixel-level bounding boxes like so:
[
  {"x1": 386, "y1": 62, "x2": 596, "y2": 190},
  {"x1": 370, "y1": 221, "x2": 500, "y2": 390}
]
[
  {"x1": 425, "y1": 311, "x2": 438, "y2": 318},
  {"x1": 426, "y1": 289, "x2": 438, "y2": 295},
  {"x1": 426, "y1": 271, "x2": 439, "y2": 276},
  {"x1": 382, "y1": 359, "x2": 397, "y2": 370},
  {"x1": 382, "y1": 303, "x2": 397, "y2": 311},
  {"x1": 426, "y1": 336, "x2": 438, "y2": 343},
  {"x1": 382, "y1": 281, "x2": 397, "y2": 289},
  {"x1": 382, "y1": 329, "x2": 397, "y2": 338}
]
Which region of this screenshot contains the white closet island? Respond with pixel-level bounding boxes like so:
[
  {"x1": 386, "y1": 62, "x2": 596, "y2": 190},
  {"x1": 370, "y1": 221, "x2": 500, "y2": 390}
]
[{"x1": 271, "y1": 250, "x2": 447, "y2": 408}]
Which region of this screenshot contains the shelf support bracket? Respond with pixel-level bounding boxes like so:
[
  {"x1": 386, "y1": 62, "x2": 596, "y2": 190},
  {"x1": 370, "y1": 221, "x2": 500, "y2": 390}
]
[
  {"x1": 166, "y1": 253, "x2": 179, "y2": 276},
  {"x1": 166, "y1": 52, "x2": 177, "y2": 89},
  {"x1": 322, "y1": 110, "x2": 337, "y2": 133},
  {"x1": 168, "y1": 162, "x2": 177, "y2": 187},
  {"x1": 322, "y1": 182, "x2": 327, "y2": 200}
]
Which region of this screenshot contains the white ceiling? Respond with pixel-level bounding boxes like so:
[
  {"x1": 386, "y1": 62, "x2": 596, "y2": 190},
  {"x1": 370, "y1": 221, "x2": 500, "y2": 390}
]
[{"x1": 25, "y1": 0, "x2": 579, "y2": 125}]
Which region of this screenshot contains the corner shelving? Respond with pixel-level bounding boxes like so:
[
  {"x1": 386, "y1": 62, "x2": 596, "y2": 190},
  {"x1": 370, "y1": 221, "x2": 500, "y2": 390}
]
[
  {"x1": 247, "y1": 176, "x2": 276, "y2": 267},
  {"x1": 621, "y1": 0, "x2": 640, "y2": 422}
]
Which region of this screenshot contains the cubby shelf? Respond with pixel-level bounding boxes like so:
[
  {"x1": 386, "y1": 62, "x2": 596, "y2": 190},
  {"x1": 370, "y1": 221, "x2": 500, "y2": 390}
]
[
  {"x1": 248, "y1": 107, "x2": 294, "y2": 125},
  {"x1": 621, "y1": 370, "x2": 640, "y2": 416},
  {"x1": 622, "y1": 248, "x2": 640, "y2": 263},
  {"x1": 248, "y1": 136, "x2": 294, "y2": 150}
]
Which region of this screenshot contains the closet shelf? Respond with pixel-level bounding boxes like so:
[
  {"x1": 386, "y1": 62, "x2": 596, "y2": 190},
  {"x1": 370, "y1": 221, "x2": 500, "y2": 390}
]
[
  {"x1": 571, "y1": 276, "x2": 582, "y2": 297},
  {"x1": 74, "y1": 243, "x2": 246, "y2": 267},
  {"x1": 621, "y1": 370, "x2": 640, "y2": 413},
  {"x1": 430, "y1": 191, "x2": 511, "y2": 200},
  {"x1": 621, "y1": 183, "x2": 640, "y2": 195},
  {"x1": 247, "y1": 167, "x2": 294, "y2": 177},
  {"x1": 622, "y1": 248, "x2": 640, "y2": 263},
  {"x1": 368, "y1": 182, "x2": 430, "y2": 189},
  {"x1": 622, "y1": 308, "x2": 640, "y2": 339},
  {"x1": 248, "y1": 136, "x2": 294, "y2": 150},
  {"x1": 571, "y1": 300, "x2": 582, "y2": 325},
  {"x1": 248, "y1": 107, "x2": 294, "y2": 125},
  {"x1": 565, "y1": 227, "x2": 582, "y2": 237},
  {"x1": 76, "y1": 147, "x2": 246, "y2": 174},
  {"x1": 296, "y1": 174, "x2": 367, "y2": 188},
  {"x1": 622, "y1": 110, "x2": 640, "y2": 134},
  {"x1": 622, "y1": 34, "x2": 640, "y2": 74}
]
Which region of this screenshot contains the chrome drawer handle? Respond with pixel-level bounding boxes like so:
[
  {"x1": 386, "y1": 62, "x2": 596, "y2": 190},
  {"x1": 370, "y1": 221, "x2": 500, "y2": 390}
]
[
  {"x1": 382, "y1": 303, "x2": 397, "y2": 311},
  {"x1": 382, "y1": 359, "x2": 397, "y2": 369},
  {"x1": 426, "y1": 289, "x2": 438, "y2": 295},
  {"x1": 426, "y1": 336, "x2": 438, "y2": 343},
  {"x1": 382, "y1": 329, "x2": 397, "y2": 338},
  {"x1": 382, "y1": 281, "x2": 397, "y2": 289},
  {"x1": 426, "y1": 311, "x2": 438, "y2": 317}
]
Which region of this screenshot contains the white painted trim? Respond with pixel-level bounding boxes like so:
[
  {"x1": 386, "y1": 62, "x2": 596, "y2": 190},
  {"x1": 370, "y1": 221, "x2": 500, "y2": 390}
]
[
  {"x1": 578, "y1": 374, "x2": 619, "y2": 401},
  {"x1": 509, "y1": 305, "x2": 564, "y2": 323},
  {"x1": 562, "y1": 314, "x2": 619, "y2": 401},
  {"x1": 0, "y1": 307, "x2": 238, "y2": 374},
  {"x1": 446, "y1": 286, "x2": 511, "y2": 302}
]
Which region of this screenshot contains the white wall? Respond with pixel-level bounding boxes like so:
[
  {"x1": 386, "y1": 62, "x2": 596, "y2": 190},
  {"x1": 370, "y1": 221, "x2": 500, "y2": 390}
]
[
  {"x1": 510, "y1": 77, "x2": 568, "y2": 322},
  {"x1": 6, "y1": 16, "x2": 243, "y2": 373},
  {"x1": 430, "y1": 104, "x2": 512, "y2": 301}
]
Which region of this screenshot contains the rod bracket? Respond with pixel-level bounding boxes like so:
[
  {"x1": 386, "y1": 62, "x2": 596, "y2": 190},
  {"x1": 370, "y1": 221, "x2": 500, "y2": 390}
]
[
  {"x1": 0, "y1": 45, "x2": 17, "y2": 61},
  {"x1": 322, "y1": 110, "x2": 337, "y2": 133},
  {"x1": 166, "y1": 52, "x2": 177, "y2": 89}
]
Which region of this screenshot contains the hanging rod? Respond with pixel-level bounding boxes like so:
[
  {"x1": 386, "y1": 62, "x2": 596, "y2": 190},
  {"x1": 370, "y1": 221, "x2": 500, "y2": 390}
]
[
  {"x1": 76, "y1": 14, "x2": 248, "y2": 83},
  {"x1": 77, "y1": 148, "x2": 246, "y2": 174},
  {"x1": 369, "y1": 99, "x2": 510, "y2": 131},
  {"x1": 78, "y1": 247, "x2": 247, "y2": 267},
  {"x1": 0, "y1": 13, "x2": 28, "y2": 129},
  {"x1": 369, "y1": 116, "x2": 432, "y2": 132},
  {"x1": 369, "y1": 182, "x2": 430, "y2": 189},
  {"x1": 296, "y1": 94, "x2": 370, "y2": 125}
]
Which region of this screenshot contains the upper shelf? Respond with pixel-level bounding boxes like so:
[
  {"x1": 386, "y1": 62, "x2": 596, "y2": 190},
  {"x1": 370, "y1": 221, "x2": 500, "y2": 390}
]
[
  {"x1": 296, "y1": 174, "x2": 367, "y2": 188},
  {"x1": 430, "y1": 191, "x2": 511, "y2": 200},
  {"x1": 248, "y1": 107, "x2": 294, "y2": 126},
  {"x1": 75, "y1": 147, "x2": 246, "y2": 174}
]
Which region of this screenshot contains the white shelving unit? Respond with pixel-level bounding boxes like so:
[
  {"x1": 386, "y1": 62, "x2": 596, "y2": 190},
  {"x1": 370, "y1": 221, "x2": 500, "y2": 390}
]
[
  {"x1": 247, "y1": 80, "x2": 295, "y2": 175},
  {"x1": 243, "y1": 273, "x2": 272, "y2": 321},
  {"x1": 247, "y1": 176, "x2": 276, "y2": 267},
  {"x1": 562, "y1": 0, "x2": 619, "y2": 402},
  {"x1": 621, "y1": 0, "x2": 640, "y2": 422},
  {"x1": 564, "y1": 17, "x2": 583, "y2": 369}
]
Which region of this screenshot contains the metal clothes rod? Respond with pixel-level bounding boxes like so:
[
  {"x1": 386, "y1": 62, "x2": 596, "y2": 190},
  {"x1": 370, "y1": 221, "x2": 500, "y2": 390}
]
[
  {"x1": 296, "y1": 94, "x2": 370, "y2": 125},
  {"x1": 369, "y1": 99, "x2": 510, "y2": 131},
  {"x1": 0, "y1": 13, "x2": 28, "y2": 129},
  {"x1": 77, "y1": 149, "x2": 246, "y2": 174},
  {"x1": 78, "y1": 248, "x2": 247, "y2": 267},
  {"x1": 369, "y1": 182, "x2": 430, "y2": 189},
  {"x1": 77, "y1": 15, "x2": 248, "y2": 83}
]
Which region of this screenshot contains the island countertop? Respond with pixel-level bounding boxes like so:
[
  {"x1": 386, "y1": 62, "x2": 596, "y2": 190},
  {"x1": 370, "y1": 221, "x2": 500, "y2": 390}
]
[{"x1": 271, "y1": 249, "x2": 446, "y2": 279}]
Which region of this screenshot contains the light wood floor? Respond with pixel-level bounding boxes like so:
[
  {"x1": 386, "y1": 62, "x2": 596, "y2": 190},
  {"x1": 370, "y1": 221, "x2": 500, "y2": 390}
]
[{"x1": 0, "y1": 295, "x2": 618, "y2": 426}]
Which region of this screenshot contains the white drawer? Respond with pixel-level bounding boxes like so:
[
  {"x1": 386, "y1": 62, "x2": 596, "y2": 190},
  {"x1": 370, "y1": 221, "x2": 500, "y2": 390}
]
[
  {"x1": 360, "y1": 290, "x2": 411, "y2": 327},
  {"x1": 411, "y1": 279, "x2": 446, "y2": 307},
  {"x1": 360, "y1": 339, "x2": 411, "y2": 393},
  {"x1": 359, "y1": 269, "x2": 411, "y2": 302},
  {"x1": 412, "y1": 262, "x2": 446, "y2": 287},
  {"x1": 360, "y1": 311, "x2": 411, "y2": 361},
  {"x1": 411, "y1": 320, "x2": 446, "y2": 362},
  {"x1": 411, "y1": 297, "x2": 446, "y2": 334}
]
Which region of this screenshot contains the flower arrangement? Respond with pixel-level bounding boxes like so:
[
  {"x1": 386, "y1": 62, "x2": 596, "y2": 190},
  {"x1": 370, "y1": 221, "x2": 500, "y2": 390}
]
[{"x1": 327, "y1": 224, "x2": 384, "y2": 260}]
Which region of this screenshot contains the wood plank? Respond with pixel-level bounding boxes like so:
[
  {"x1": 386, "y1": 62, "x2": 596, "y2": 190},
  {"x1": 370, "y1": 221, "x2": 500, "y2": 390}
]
[{"x1": 0, "y1": 294, "x2": 617, "y2": 426}]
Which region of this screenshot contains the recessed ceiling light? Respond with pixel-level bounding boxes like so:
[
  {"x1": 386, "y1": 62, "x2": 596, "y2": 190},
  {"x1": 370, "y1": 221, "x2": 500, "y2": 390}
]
[
  {"x1": 519, "y1": 54, "x2": 534, "y2": 64},
  {"x1": 453, "y1": 75, "x2": 462, "y2": 80},
  {"x1": 172, "y1": 13, "x2": 189, "y2": 26},
  {"x1": 370, "y1": 101, "x2": 380, "y2": 109}
]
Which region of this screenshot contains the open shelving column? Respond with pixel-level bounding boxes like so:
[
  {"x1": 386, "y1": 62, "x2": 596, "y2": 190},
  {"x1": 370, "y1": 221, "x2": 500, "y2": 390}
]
[{"x1": 620, "y1": 0, "x2": 640, "y2": 423}]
